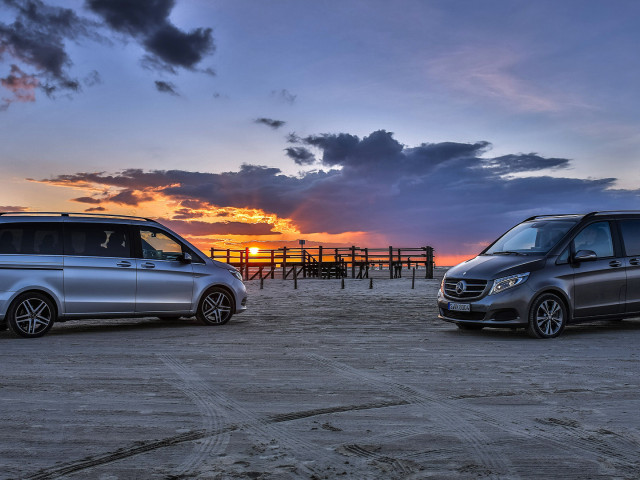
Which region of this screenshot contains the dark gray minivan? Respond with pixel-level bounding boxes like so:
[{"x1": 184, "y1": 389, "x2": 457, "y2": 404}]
[{"x1": 438, "y1": 211, "x2": 640, "y2": 338}]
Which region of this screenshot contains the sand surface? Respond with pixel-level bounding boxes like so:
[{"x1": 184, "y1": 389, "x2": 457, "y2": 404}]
[{"x1": 1, "y1": 268, "x2": 640, "y2": 479}]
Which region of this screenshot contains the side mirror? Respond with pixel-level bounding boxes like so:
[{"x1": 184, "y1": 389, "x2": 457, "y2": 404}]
[
  {"x1": 179, "y1": 252, "x2": 193, "y2": 264},
  {"x1": 574, "y1": 250, "x2": 597, "y2": 262}
]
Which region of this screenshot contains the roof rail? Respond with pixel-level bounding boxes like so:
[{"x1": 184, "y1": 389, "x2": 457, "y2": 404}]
[
  {"x1": 588, "y1": 210, "x2": 640, "y2": 216},
  {"x1": 524, "y1": 213, "x2": 584, "y2": 221},
  {"x1": 0, "y1": 212, "x2": 159, "y2": 223},
  {"x1": 525, "y1": 211, "x2": 640, "y2": 222}
]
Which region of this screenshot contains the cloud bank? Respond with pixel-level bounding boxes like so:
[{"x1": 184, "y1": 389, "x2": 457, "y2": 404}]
[
  {"x1": 0, "y1": 0, "x2": 215, "y2": 107},
  {"x1": 35, "y1": 129, "x2": 640, "y2": 254}
]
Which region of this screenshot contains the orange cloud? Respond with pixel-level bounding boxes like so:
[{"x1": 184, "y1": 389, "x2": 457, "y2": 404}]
[{"x1": 1, "y1": 65, "x2": 38, "y2": 108}]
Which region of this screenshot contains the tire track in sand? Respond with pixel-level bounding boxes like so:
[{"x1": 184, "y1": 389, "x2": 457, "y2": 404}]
[
  {"x1": 305, "y1": 352, "x2": 516, "y2": 478},
  {"x1": 158, "y1": 354, "x2": 350, "y2": 477}
]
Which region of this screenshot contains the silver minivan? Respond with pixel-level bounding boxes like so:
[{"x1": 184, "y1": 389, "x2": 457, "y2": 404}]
[
  {"x1": 438, "y1": 211, "x2": 640, "y2": 338},
  {"x1": 0, "y1": 212, "x2": 247, "y2": 338}
]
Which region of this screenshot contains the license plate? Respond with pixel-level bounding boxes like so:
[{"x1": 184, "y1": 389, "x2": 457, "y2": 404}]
[{"x1": 448, "y1": 302, "x2": 471, "y2": 312}]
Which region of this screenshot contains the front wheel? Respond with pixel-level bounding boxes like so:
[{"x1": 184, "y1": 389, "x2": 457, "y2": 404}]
[
  {"x1": 526, "y1": 293, "x2": 567, "y2": 339},
  {"x1": 197, "y1": 287, "x2": 234, "y2": 326},
  {"x1": 7, "y1": 292, "x2": 56, "y2": 338}
]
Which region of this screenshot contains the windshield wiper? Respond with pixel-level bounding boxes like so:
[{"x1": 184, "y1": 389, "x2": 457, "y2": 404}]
[{"x1": 492, "y1": 251, "x2": 528, "y2": 256}]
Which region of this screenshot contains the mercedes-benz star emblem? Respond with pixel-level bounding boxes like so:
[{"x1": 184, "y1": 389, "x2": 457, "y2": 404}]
[{"x1": 455, "y1": 280, "x2": 467, "y2": 295}]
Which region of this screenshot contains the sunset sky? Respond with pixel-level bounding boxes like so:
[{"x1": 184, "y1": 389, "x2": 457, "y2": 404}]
[{"x1": 1, "y1": 0, "x2": 639, "y2": 265}]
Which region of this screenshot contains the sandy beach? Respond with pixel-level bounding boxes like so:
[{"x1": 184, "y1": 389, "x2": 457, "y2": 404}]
[{"x1": 1, "y1": 267, "x2": 640, "y2": 479}]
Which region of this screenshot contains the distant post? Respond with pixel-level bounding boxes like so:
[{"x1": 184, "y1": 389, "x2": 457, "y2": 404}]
[
  {"x1": 210, "y1": 247, "x2": 214, "y2": 259},
  {"x1": 282, "y1": 246, "x2": 287, "y2": 279},
  {"x1": 271, "y1": 250, "x2": 275, "y2": 279},
  {"x1": 245, "y1": 247, "x2": 250, "y2": 280},
  {"x1": 299, "y1": 239, "x2": 306, "y2": 278},
  {"x1": 426, "y1": 246, "x2": 434, "y2": 279},
  {"x1": 351, "y1": 245, "x2": 356, "y2": 279},
  {"x1": 318, "y1": 246, "x2": 323, "y2": 279},
  {"x1": 389, "y1": 246, "x2": 393, "y2": 279},
  {"x1": 364, "y1": 248, "x2": 369, "y2": 278}
]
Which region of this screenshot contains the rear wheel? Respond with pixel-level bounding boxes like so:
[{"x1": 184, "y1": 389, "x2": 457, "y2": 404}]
[
  {"x1": 7, "y1": 292, "x2": 56, "y2": 338},
  {"x1": 197, "y1": 287, "x2": 234, "y2": 326},
  {"x1": 526, "y1": 293, "x2": 567, "y2": 339}
]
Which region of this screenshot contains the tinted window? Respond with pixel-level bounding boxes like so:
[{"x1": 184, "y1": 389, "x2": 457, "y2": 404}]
[
  {"x1": 572, "y1": 221, "x2": 614, "y2": 258},
  {"x1": 619, "y1": 219, "x2": 640, "y2": 256},
  {"x1": 0, "y1": 223, "x2": 63, "y2": 255},
  {"x1": 64, "y1": 224, "x2": 131, "y2": 258},
  {"x1": 140, "y1": 228, "x2": 184, "y2": 261}
]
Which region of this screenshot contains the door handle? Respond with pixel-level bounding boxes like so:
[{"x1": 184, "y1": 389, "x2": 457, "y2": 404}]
[
  {"x1": 141, "y1": 262, "x2": 156, "y2": 269},
  {"x1": 116, "y1": 261, "x2": 132, "y2": 267},
  {"x1": 609, "y1": 260, "x2": 622, "y2": 267},
  {"x1": 630, "y1": 258, "x2": 640, "y2": 266}
]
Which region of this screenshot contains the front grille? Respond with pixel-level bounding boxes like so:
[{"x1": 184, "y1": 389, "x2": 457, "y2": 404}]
[
  {"x1": 440, "y1": 308, "x2": 486, "y2": 321},
  {"x1": 444, "y1": 278, "x2": 488, "y2": 300}
]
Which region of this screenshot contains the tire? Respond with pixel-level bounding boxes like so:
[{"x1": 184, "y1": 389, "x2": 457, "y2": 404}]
[
  {"x1": 7, "y1": 292, "x2": 56, "y2": 338},
  {"x1": 526, "y1": 293, "x2": 567, "y2": 339},
  {"x1": 197, "y1": 287, "x2": 234, "y2": 326},
  {"x1": 456, "y1": 323, "x2": 484, "y2": 331}
]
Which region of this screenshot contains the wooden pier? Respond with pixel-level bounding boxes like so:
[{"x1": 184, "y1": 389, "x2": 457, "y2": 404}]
[{"x1": 209, "y1": 245, "x2": 435, "y2": 281}]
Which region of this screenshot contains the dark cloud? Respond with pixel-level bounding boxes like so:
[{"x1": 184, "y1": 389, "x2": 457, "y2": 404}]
[
  {"x1": 271, "y1": 89, "x2": 296, "y2": 105},
  {"x1": 71, "y1": 195, "x2": 102, "y2": 204},
  {"x1": 86, "y1": 0, "x2": 214, "y2": 71},
  {"x1": 36, "y1": 130, "x2": 640, "y2": 255},
  {"x1": 159, "y1": 219, "x2": 279, "y2": 237},
  {"x1": 71, "y1": 189, "x2": 153, "y2": 206},
  {"x1": 84, "y1": 206, "x2": 105, "y2": 212},
  {"x1": 255, "y1": 117, "x2": 286, "y2": 129},
  {"x1": 154, "y1": 80, "x2": 179, "y2": 95},
  {"x1": 483, "y1": 153, "x2": 569, "y2": 175},
  {"x1": 82, "y1": 69, "x2": 101, "y2": 86},
  {"x1": 0, "y1": 0, "x2": 98, "y2": 100},
  {"x1": 0, "y1": 205, "x2": 28, "y2": 211},
  {"x1": 108, "y1": 189, "x2": 154, "y2": 205},
  {"x1": 85, "y1": 0, "x2": 173, "y2": 36},
  {"x1": 284, "y1": 146, "x2": 316, "y2": 165},
  {"x1": 0, "y1": 0, "x2": 214, "y2": 107}
]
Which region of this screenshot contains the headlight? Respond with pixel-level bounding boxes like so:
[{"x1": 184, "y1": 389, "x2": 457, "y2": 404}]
[
  {"x1": 489, "y1": 272, "x2": 529, "y2": 295},
  {"x1": 440, "y1": 276, "x2": 446, "y2": 293},
  {"x1": 228, "y1": 269, "x2": 243, "y2": 281}
]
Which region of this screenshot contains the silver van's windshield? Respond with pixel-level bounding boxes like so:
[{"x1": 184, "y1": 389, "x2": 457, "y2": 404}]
[{"x1": 484, "y1": 219, "x2": 578, "y2": 256}]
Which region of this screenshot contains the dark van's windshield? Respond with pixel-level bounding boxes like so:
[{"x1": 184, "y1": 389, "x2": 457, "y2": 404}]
[{"x1": 484, "y1": 219, "x2": 578, "y2": 256}]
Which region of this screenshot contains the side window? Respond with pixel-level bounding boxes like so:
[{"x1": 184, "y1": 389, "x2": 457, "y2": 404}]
[
  {"x1": 64, "y1": 224, "x2": 131, "y2": 258},
  {"x1": 619, "y1": 219, "x2": 640, "y2": 256},
  {"x1": 572, "y1": 222, "x2": 614, "y2": 258},
  {"x1": 140, "y1": 228, "x2": 184, "y2": 261},
  {"x1": 0, "y1": 223, "x2": 62, "y2": 255}
]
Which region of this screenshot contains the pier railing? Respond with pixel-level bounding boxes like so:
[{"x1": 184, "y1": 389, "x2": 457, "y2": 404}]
[{"x1": 209, "y1": 245, "x2": 435, "y2": 281}]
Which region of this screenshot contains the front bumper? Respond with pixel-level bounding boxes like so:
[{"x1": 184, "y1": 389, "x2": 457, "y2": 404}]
[{"x1": 437, "y1": 284, "x2": 535, "y2": 328}]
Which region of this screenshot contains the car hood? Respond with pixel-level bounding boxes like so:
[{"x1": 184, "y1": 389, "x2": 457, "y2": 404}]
[
  {"x1": 212, "y1": 259, "x2": 237, "y2": 270},
  {"x1": 446, "y1": 254, "x2": 545, "y2": 280}
]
